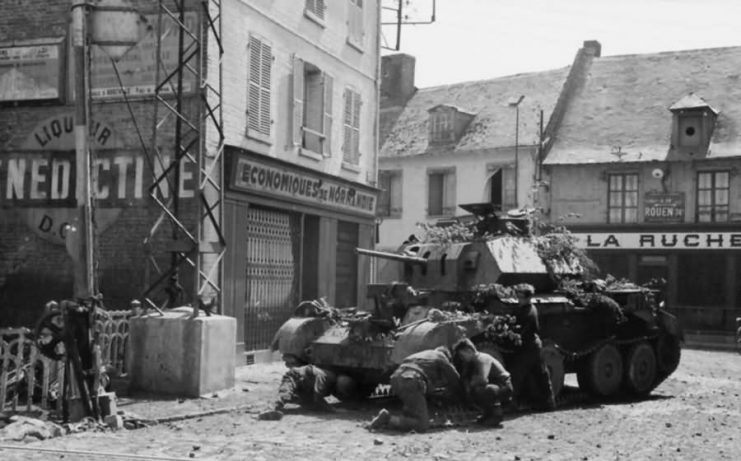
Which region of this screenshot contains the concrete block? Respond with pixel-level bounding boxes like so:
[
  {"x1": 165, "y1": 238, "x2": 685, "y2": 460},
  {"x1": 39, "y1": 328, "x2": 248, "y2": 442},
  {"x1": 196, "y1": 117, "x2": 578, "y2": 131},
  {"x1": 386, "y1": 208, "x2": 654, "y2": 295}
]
[
  {"x1": 104, "y1": 414, "x2": 124, "y2": 430},
  {"x1": 128, "y1": 307, "x2": 236, "y2": 397},
  {"x1": 98, "y1": 392, "x2": 118, "y2": 417}
]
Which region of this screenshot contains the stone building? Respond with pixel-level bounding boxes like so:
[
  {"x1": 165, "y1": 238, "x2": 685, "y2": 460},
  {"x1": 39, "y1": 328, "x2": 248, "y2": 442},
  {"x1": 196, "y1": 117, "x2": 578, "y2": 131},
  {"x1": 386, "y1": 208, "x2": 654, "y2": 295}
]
[
  {"x1": 0, "y1": 0, "x2": 381, "y2": 358},
  {"x1": 543, "y1": 44, "x2": 741, "y2": 337}
]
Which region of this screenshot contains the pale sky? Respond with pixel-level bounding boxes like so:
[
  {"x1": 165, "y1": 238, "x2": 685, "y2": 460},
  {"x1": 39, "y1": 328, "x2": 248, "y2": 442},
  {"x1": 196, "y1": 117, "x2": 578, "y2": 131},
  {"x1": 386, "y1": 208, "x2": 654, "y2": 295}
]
[{"x1": 382, "y1": 0, "x2": 741, "y2": 88}]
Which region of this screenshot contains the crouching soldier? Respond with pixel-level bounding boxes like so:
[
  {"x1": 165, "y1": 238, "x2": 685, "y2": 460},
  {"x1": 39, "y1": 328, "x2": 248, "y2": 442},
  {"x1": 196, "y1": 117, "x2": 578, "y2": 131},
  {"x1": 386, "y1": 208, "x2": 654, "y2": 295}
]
[
  {"x1": 368, "y1": 346, "x2": 462, "y2": 432},
  {"x1": 258, "y1": 360, "x2": 337, "y2": 421},
  {"x1": 452, "y1": 338, "x2": 513, "y2": 427}
]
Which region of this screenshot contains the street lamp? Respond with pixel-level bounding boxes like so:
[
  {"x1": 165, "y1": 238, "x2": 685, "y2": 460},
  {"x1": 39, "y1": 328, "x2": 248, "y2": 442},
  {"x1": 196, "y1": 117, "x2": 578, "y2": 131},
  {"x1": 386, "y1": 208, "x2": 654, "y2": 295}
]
[{"x1": 508, "y1": 95, "x2": 525, "y2": 208}]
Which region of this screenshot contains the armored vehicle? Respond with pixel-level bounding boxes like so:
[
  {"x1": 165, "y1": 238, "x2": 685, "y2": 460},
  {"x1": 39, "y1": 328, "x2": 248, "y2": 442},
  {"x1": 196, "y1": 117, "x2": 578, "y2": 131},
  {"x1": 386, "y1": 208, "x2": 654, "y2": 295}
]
[{"x1": 272, "y1": 204, "x2": 683, "y2": 400}]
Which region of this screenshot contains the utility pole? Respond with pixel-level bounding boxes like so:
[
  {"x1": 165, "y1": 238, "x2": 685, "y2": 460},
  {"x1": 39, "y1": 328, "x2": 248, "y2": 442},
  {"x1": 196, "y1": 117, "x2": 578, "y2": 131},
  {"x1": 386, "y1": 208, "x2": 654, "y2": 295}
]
[
  {"x1": 509, "y1": 95, "x2": 525, "y2": 208},
  {"x1": 71, "y1": 0, "x2": 95, "y2": 299}
]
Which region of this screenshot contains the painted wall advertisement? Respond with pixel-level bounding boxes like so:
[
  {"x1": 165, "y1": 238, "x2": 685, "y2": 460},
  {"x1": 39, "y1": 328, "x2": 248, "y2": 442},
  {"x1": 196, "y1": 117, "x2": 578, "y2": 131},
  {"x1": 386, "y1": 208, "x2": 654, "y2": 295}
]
[
  {"x1": 644, "y1": 192, "x2": 685, "y2": 223},
  {"x1": 228, "y1": 149, "x2": 377, "y2": 217},
  {"x1": 90, "y1": 11, "x2": 198, "y2": 99},
  {"x1": 0, "y1": 41, "x2": 64, "y2": 102}
]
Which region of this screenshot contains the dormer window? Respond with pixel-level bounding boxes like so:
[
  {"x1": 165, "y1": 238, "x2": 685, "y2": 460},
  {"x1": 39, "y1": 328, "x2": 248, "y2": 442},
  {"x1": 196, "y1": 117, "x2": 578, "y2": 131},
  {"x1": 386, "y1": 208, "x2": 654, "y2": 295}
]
[
  {"x1": 427, "y1": 104, "x2": 475, "y2": 145},
  {"x1": 669, "y1": 94, "x2": 718, "y2": 157}
]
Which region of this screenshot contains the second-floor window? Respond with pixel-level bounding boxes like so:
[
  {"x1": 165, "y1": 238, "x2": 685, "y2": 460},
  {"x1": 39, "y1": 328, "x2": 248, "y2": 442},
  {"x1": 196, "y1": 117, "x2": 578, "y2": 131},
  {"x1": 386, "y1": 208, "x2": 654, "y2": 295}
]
[
  {"x1": 378, "y1": 170, "x2": 402, "y2": 218},
  {"x1": 342, "y1": 88, "x2": 361, "y2": 165},
  {"x1": 247, "y1": 34, "x2": 272, "y2": 138},
  {"x1": 305, "y1": 0, "x2": 326, "y2": 22},
  {"x1": 607, "y1": 173, "x2": 638, "y2": 223},
  {"x1": 292, "y1": 56, "x2": 333, "y2": 156},
  {"x1": 428, "y1": 168, "x2": 456, "y2": 216},
  {"x1": 347, "y1": 0, "x2": 364, "y2": 48},
  {"x1": 697, "y1": 170, "x2": 729, "y2": 222}
]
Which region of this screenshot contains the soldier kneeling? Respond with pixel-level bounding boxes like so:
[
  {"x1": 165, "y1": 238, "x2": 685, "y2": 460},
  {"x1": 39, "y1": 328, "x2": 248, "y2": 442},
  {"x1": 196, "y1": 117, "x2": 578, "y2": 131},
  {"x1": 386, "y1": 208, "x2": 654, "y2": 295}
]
[{"x1": 452, "y1": 338, "x2": 513, "y2": 427}]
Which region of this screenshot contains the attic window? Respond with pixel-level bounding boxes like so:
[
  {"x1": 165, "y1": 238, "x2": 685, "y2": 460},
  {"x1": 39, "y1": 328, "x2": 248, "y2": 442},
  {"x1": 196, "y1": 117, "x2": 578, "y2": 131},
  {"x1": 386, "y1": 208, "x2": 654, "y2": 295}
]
[{"x1": 430, "y1": 111, "x2": 454, "y2": 143}]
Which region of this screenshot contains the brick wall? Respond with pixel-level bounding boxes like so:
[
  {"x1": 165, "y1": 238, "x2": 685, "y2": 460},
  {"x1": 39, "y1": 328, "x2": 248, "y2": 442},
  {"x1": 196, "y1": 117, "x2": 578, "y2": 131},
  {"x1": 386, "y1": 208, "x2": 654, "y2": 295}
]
[{"x1": 0, "y1": 0, "x2": 203, "y2": 327}]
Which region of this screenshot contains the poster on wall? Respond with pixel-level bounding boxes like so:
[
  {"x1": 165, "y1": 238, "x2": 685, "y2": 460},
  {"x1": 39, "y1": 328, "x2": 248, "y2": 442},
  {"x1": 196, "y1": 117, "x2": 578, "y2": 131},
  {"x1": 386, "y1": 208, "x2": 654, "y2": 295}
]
[
  {"x1": 90, "y1": 11, "x2": 198, "y2": 99},
  {"x1": 0, "y1": 40, "x2": 64, "y2": 103}
]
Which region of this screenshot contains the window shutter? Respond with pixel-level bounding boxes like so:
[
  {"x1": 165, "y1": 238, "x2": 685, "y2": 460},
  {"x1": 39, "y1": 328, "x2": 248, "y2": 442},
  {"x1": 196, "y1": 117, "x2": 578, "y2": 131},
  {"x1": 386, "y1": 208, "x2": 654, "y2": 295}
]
[
  {"x1": 443, "y1": 171, "x2": 456, "y2": 215},
  {"x1": 348, "y1": 0, "x2": 364, "y2": 46},
  {"x1": 343, "y1": 88, "x2": 352, "y2": 161},
  {"x1": 503, "y1": 165, "x2": 516, "y2": 209},
  {"x1": 259, "y1": 40, "x2": 272, "y2": 135},
  {"x1": 352, "y1": 92, "x2": 361, "y2": 162},
  {"x1": 390, "y1": 172, "x2": 402, "y2": 216},
  {"x1": 322, "y1": 73, "x2": 333, "y2": 156},
  {"x1": 291, "y1": 55, "x2": 304, "y2": 147}
]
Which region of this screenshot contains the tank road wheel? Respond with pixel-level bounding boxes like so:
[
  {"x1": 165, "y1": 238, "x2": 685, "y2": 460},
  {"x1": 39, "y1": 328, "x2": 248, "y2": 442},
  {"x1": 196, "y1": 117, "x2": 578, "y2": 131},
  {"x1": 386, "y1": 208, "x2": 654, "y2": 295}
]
[
  {"x1": 578, "y1": 343, "x2": 623, "y2": 397},
  {"x1": 623, "y1": 342, "x2": 658, "y2": 396},
  {"x1": 541, "y1": 340, "x2": 565, "y2": 399},
  {"x1": 655, "y1": 334, "x2": 681, "y2": 377}
]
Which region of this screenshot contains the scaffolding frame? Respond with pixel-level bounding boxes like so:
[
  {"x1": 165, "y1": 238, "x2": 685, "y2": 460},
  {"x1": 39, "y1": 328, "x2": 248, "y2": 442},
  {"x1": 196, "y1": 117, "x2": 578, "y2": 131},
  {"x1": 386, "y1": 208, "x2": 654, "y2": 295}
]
[{"x1": 143, "y1": 0, "x2": 225, "y2": 316}]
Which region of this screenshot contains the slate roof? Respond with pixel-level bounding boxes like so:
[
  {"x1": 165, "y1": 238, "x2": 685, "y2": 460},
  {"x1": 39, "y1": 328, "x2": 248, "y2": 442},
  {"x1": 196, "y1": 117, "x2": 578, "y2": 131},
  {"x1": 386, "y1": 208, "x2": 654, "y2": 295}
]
[
  {"x1": 380, "y1": 68, "x2": 571, "y2": 158},
  {"x1": 545, "y1": 46, "x2": 741, "y2": 165}
]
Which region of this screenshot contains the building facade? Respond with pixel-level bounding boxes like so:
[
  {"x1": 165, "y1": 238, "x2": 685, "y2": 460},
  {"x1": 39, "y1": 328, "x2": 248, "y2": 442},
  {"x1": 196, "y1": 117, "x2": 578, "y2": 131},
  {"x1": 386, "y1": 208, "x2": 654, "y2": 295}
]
[
  {"x1": 375, "y1": 49, "x2": 588, "y2": 281},
  {"x1": 544, "y1": 45, "x2": 741, "y2": 335},
  {"x1": 0, "y1": 0, "x2": 381, "y2": 357}
]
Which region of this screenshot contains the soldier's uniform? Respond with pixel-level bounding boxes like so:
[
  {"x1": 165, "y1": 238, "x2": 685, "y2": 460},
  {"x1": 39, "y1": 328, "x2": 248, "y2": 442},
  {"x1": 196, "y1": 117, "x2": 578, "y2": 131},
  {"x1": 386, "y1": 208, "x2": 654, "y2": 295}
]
[
  {"x1": 509, "y1": 283, "x2": 556, "y2": 411},
  {"x1": 369, "y1": 346, "x2": 461, "y2": 432},
  {"x1": 453, "y1": 338, "x2": 513, "y2": 426},
  {"x1": 259, "y1": 365, "x2": 336, "y2": 420}
]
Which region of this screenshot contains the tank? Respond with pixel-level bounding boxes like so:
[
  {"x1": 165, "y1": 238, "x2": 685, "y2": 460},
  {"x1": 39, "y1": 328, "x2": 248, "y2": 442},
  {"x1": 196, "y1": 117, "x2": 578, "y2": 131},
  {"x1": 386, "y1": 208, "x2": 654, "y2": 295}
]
[{"x1": 272, "y1": 203, "x2": 683, "y2": 400}]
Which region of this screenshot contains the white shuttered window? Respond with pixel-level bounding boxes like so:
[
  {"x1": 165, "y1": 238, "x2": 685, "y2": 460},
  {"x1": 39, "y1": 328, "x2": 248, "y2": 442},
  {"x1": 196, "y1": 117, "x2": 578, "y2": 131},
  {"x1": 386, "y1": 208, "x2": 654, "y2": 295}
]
[
  {"x1": 343, "y1": 88, "x2": 361, "y2": 164},
  {"x1": 348, "y1": 0, "x2": 364, "y2": 48},
  {"x1": 247, "y1": 35, "x2": 271, "y2": 137},
  {"x1": 305, "y1": 0, "x2": 326, "y2": 20}
]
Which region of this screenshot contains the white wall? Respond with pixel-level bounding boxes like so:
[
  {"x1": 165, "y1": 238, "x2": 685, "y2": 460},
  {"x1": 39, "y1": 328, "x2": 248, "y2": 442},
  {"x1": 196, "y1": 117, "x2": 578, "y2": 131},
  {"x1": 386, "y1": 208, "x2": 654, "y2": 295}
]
[{"x1": 221, "y1": 0, "x2": 380, "y2": 187}]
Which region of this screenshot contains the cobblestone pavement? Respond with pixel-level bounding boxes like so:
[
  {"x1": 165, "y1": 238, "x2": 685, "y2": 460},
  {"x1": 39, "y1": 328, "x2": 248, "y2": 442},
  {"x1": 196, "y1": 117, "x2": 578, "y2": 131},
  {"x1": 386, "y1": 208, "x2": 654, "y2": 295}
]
[{"x1": 1, "y1": 348, "x2": 740, "y2": 461}]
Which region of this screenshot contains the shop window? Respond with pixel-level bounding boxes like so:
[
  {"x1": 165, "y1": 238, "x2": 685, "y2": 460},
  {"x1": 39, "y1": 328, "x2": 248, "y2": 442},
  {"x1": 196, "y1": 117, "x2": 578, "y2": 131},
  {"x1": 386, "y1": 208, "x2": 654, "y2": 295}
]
[
  {"x1": 428, "y1": 168, "x2": 456, "y2": 216},
  {"x1": 589, "y1": 253, "x2": 630, "y2": 279},
  {"x1": 697, "y1": 170, "x2": 729, "y2": 222},
  {"x1": 342, "y1": 88, "x2": 361, "y2": 165},
  {"x1": 378, "y1": 170, "x2": 402, "y2": 218},
  {"x1": 291, "y1": 57, "x2": 333, "y2": 157},
  {"x1": 347, "y1": 0, "x2": 364, "y2": 49},
  {"x1": 607, "y1": 173, "x2": 638, "y2": 223},
  {"x1": 677, "y1": 253, "x2": 725, "y2": 306},
  {"x1": 247, "y1": 34, "x2": 272, "y2": 139}
]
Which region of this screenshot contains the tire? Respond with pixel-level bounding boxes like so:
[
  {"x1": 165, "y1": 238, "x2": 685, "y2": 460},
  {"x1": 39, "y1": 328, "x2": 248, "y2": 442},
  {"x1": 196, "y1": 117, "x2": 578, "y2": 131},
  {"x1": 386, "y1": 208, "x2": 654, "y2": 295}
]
[
  {"x1": 579, "y1": 343, "x2": 623, "y2": 397},
  {"x1": 541, "y1": 340, "x2": 565, "y2": 399},
  {"x1": 623, "y1": 342, "x2": 658, "y2": 396}
]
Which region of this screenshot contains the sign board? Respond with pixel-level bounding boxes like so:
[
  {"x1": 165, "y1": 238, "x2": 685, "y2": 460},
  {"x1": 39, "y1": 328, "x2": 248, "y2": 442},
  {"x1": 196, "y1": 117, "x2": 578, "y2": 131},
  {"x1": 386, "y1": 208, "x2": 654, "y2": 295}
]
[
  {"x1": 0, "y1": 41, "x2": 64, "y2": 102},
  {"x1": 574, "y1": 232, "x2": 741, "y2": 250},
  {"x1": 90, "y1": 11, "x2": 198, "y2": 99},
  {"x1": 228, "y1": 149, "x2": 378, "y2": 217},
  {"x1": 644, "y1": 192, "x2": 685, "y2": 223}
]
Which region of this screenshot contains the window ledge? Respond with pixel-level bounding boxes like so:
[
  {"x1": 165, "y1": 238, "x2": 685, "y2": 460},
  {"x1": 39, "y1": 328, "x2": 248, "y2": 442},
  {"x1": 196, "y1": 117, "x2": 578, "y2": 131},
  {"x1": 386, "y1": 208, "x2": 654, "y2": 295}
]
[
  {"x1": 346, "y1": 37, "x2": 364, "y2": 53},
  {"x1": 298, "y1": 147, "x2": 323, "y2": 162},
  {"x1": 246, "y1": 130, "x2": 272, "y2": 146},
  {"x1": 304, "y1": 9, "x2": 326, "y2": 28},
  {"x1": 341, "y1": 161, "x2": 361, "y2": 173}
]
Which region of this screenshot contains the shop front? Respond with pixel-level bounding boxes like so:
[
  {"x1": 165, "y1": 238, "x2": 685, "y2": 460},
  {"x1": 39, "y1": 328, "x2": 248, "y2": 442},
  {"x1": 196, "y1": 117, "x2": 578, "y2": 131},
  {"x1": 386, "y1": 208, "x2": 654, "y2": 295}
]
[
  {"x1": 223, "y1": 146, "x2": 378, "y2": 355},
  {"x1": 573, "y1": 226, "x2": 741, "y2": 335}
]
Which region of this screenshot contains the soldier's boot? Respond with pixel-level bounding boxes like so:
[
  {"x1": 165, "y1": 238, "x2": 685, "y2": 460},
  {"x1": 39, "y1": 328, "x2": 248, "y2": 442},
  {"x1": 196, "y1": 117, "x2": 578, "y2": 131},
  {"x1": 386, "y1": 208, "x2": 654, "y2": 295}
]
[
  {"x1": 477, "y1": 404, "x2": 503, "y2": 427},
  {"x1": 368, "y1": 408, "x2": 391, "y2": 430}
]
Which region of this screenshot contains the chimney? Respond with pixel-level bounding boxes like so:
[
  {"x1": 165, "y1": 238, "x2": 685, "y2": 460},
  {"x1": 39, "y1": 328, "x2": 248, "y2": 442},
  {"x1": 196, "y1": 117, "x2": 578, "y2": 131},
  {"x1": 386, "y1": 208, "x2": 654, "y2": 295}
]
[
  {"x1": 582, "y1": 40, "x2": 601, "y2": 58},
  {"x1": 381, "y1": 53, "x2": 416, "y2": 108}
]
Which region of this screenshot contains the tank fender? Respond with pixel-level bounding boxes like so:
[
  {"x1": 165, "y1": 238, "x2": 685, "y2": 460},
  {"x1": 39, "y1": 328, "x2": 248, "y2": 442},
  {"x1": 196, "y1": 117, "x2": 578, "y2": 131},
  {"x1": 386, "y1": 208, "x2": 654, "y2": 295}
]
[
  {"x1": 271, "y1": 317, "x2": 331, "y2": 361},
  {"x1": 657, "y1": 310, "x2": 682, "y2": 339},
  {"x1": 390, "y1": 321, "x2": 466, "y2": 364}
]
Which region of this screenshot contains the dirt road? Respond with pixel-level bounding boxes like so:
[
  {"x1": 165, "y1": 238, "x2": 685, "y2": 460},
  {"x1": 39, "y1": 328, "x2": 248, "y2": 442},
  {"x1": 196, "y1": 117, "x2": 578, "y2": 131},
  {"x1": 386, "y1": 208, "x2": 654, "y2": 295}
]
[{"x1": 1, "y1": 348, "x2": 739, "y2": 461}]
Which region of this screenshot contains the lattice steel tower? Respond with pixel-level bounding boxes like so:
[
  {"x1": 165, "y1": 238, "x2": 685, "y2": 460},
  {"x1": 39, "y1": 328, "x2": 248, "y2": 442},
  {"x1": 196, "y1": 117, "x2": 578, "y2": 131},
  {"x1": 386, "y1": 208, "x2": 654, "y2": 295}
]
[{"x1": 144, "y1": 0, "x2": 225, "y2": 315}]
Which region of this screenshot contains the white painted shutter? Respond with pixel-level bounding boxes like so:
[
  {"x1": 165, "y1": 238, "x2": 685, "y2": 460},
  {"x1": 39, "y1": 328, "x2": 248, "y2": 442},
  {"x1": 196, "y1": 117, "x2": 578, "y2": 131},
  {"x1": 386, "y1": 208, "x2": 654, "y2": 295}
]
[
  {"x1": 352, "y1": 91, "x2": 361, "y2": 162},
  {"x1": 503, "y1": 165, "x2": 517, "y2": 209},
  {"x1": 259, "y1": 40, "x2": 272, "y2": 135},
  {"x1": 291, "y1": 55, "x2": 304, "y2": 147},
  {"x1": 247, "y1": 35, "x2": 271, "y2": 136},
  {"x1": 343, "y1": 88, "x2": 352, "y2": 161},
  {"x1": 443, "y1": 171, "x2": 457, "y2": 215},
  {"x1": 322, "y1": 73, "x2": 333, "y2": 156}
]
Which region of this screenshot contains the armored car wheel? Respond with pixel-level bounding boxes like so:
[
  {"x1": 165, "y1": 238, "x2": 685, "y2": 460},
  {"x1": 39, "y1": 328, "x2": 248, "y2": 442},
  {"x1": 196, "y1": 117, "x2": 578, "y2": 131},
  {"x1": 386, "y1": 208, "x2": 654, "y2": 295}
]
[
  {"x1": 541, "y1": 340, "x2": 565, "y2": 398},
  {"x1": 578, "y1": 343, "x2": 623, "y2": 397},
  {"x1": 656, "y1": 334, "x2": 681, "y2": 376},
  {"x1": 623, "y1": 341, "x2": 657, "y2": 396}
]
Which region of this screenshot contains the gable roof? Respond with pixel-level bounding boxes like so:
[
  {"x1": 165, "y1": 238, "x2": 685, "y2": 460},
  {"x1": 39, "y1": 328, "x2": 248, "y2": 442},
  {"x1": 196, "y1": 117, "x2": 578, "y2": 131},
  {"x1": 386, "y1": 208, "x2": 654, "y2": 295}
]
[
  {"x1": 545, "y1": 46, "x2": 741, "y2": 165},
  {"x1": 380, "y1": 67, "x2": 571, "y2": 158}
]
